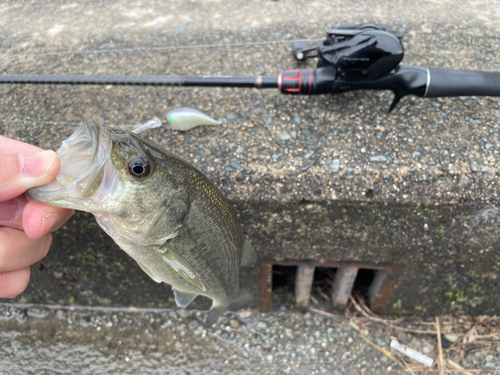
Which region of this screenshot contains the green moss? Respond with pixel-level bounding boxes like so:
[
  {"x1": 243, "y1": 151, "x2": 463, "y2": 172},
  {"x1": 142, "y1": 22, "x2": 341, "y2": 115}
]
[
  {"x1": 455, "y1": 291, "x2": 467, "y2": 303},
  {"x1": 115, "y1": 262, "x2": 126, "y2": 272},
  {"x1": 69, "y1": 296, "x2": 75, "y2": 304},
  {"x1": 445, "y1": 290, "x2": 467, "y2": 303},
  {"x1": 415, "y1": 305, "x2": 422, "y2": 310},
  {"x1": 470, "y1": 284, "x2": 482, "y2": 293},
  {"x1": 393, "y1": 299, "x2": 402, "y2": 309},
  {"x1": 438, "y1": 222, "x2": 445, "y2": 234}
]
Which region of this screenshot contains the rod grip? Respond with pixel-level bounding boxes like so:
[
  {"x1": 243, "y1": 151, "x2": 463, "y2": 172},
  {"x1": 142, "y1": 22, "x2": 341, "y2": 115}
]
[{"x1": 426, "y1": 68, "x2": 500, "y2": 98}]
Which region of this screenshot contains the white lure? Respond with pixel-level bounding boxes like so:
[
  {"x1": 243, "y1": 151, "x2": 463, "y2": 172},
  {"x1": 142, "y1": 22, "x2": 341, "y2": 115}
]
[{"x1": 160, "y1": 107, "x2": 218, "y2": 131}]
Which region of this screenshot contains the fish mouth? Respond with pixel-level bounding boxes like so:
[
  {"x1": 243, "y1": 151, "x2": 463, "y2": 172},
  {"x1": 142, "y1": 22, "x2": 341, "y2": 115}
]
[{"x1": 28, "y1": 119, "x2": 115, "y2": 210}]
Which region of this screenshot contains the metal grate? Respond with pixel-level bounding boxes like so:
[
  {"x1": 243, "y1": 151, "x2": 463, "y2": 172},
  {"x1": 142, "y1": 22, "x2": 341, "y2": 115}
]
[{"x1": 259, "y1": 261, "x2": 404, "y2": 313}]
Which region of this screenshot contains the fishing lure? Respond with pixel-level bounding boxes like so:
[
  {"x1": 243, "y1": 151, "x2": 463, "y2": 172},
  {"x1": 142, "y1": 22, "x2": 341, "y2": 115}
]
[
  {"x1": 160, "y1": 107, "x2": 218, "y2": 131},
  {"x1": 132, "y1": 107, "x2": 227, "y2": 136}
]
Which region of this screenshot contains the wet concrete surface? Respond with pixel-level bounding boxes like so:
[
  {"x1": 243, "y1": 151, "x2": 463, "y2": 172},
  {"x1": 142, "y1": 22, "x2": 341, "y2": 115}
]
[
  {"x1": 3, "y1": 304, "x2": 500, "y2": 375},
  {"x1": 9, "y1": 203, "x2": 500, "y2": 318},
  {"x1": 1, "y1": 0, "x2": 500, "y2": 373},
  {"x1": 1, "y1": 0, "x2": 500, "y2": 205}
]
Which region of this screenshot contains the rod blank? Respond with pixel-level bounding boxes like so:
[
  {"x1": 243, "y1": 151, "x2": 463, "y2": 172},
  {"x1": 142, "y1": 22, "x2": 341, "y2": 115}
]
[{"x1": 0, "y1": 74, "x2": 279, "y2": 88}]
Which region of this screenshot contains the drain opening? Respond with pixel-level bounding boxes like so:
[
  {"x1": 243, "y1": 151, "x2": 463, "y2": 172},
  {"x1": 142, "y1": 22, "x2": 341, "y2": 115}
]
[
  {"x1": 260, "y1": 261, "x2": 403, "y2": 313},
  {"x1": 352, "y1": 268, "x2": 376, "y2": 301},
  {"x1": 271, "y1": 265, "x2": 297, "y2": 307},
  {"x1": 272, "y1": 265, "x2": 297, "y2": 292},
  {"x1": 311, "y1": 267, "x2": 336, "y2": 306}
]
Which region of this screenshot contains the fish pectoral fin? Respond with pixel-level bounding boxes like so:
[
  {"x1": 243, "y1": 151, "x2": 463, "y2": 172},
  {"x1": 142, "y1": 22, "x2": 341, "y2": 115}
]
[
  {"x1": 241, "y1": 238, "x2": 257, "y2": 267},
  {"x1": 161, "y1": 245, "x2": 206, "y2": 292},
  {"x1": 173, "y1": 288, "x2": 198, "y2": 308},
  {"x1": 135, "y1": 260, "x2": 162, "y2": 283}
]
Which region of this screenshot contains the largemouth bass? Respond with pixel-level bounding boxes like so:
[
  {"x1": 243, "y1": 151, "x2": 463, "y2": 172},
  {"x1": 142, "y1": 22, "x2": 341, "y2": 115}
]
[{"x1": 28, "y1": 119, "x2": 257, "y2": 327}]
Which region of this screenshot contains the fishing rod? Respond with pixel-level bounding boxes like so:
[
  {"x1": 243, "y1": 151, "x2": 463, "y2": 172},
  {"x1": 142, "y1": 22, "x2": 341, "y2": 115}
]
[{"x1": 1, "y1": 23, "x2": 500, "y2": 112}]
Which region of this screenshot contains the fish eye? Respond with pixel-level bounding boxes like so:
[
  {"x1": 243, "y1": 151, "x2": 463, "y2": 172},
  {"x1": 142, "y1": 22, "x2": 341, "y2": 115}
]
[
  {"x1": 161, "y1": 115, "x2": 168, "y2": 123},
  {"x1": 128, "y1": 156, "x2": 150, "y2": 177}
]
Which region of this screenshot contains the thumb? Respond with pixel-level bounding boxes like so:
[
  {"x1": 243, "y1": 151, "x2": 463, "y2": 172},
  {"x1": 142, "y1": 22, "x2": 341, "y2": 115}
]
[{"x1": 0, "y1": 150, "x2": 59, "y2": 202}]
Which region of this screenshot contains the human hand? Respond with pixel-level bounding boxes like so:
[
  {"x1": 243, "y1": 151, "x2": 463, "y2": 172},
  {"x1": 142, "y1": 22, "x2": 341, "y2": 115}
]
[{"x1": 0, "y1": 136, "x2": 74, "y2": 298}]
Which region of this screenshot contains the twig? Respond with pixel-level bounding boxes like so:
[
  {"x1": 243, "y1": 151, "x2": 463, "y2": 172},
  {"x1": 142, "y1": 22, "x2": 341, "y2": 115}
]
[
  {"x1": 353, "y1": 293, "x2": 401, "y2": 322},
  {"x1": 448, "y1": 340, "x2": 500, "y2": 349},
  {"x1": 422, "y1": 361, "x2": 436, "y2": 375},
  {"x1": 316, "y1": 286, "x2": 331, "y2": 301},
  {"x1": 393, "y1": 350, "x2": 417, "y2": 375},
  {"x1": 462, "y1": 324, "x2": 478, "y2": 344},
  {"x1": 349, "y1": 295, "x2": 438, "y2": 335},
  {"x1": 446, "y1": 358, "x2": 473, "y2": 375},
  {"x1": 359, "y1": 334, "x2": 406, "y2": 367},
  {"x1": 309, "y1": 307, "x2": 336, "y2": 319},
  {"x1": 436, "y1": 317, "x2": 445, "y2": 375},
  {"x1": 309, "y1": 295, "x2": 320, "y2": 305},
  {"x1": 309, "y1": 307, "x2": 404, "y2": 367}
]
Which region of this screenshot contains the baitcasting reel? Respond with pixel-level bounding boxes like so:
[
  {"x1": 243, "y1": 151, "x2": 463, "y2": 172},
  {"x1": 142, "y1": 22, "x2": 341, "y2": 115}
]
[{"x1": 293, "y1": 23, "x2": 404, "y2": 80}]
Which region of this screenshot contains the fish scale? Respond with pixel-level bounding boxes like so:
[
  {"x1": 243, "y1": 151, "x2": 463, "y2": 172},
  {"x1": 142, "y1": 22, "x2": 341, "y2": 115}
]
[{"x1": 28, "y1": 118, "x2": 257, "y2": 327}]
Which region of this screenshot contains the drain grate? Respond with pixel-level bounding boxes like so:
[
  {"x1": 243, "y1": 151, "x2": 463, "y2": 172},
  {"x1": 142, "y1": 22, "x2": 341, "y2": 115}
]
[{"x1": 259, "y1": 261, "x2": 404, "y2": 313}]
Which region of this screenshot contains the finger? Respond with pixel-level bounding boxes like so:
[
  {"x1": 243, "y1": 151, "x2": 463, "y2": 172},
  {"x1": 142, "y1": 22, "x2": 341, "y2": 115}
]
[
  {"x1": 23, "y1": 200, "x2": 74, "y2": 239},
  {"x1": 0, "y1": 268, "x2": 30, "y2": 298},
  {"x1": 0, "y1": 228, "x2": 51, "y2": 273},
  {"x1": 0, "y1": 195, "x2": 28, "y2": 230},
  {"x1": 0, "y1": 150, "x2": 60, "y2": 202},
  {"x1": 0, "y1": 135, "x2": 42, "y2": 154}
]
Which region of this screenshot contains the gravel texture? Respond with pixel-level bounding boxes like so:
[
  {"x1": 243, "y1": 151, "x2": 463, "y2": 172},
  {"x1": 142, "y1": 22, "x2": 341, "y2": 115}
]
[{"x1": 2, "y1": 304, "x2": 500, "y2": 374}]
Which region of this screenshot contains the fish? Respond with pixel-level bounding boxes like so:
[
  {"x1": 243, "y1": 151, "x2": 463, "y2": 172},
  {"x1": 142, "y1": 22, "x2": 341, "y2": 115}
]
[
  {"x1": 28, "y1": 119, "x2": 257, "y2": 327},
  {"x1": 160, "y1": 107, "x2": 218, "y2": 131}
]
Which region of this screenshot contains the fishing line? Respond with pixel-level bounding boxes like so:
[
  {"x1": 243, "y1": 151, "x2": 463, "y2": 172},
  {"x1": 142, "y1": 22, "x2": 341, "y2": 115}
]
[
  {"x1": 0, "y1": 119, "x2": 82, "y2": 126},
  {"x1": 0, "y1": 119, "x2": 138, "y2": 128},
  {"x1": 0, "y1": 38, "x2": 322, "y2": 59}
]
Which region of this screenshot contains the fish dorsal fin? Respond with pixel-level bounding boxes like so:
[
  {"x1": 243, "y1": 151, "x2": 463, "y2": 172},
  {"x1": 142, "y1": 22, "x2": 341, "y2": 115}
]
[
  {"x1": 173, "y1": 288, "x2": 198, "y2": 308},
  {"x1": 135, "y1": 260, "x2": 162, "y2": 283},
  {"x1": 241, "y1": 238, "x2": 257, "y2": 267}
]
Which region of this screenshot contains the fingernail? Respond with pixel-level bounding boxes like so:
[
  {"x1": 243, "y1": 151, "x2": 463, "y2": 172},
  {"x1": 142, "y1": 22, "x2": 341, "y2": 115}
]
[
  {"x1": 38, "y1": 212, "x2": 61, "y2": 237},
  {"x1": 0, "y1": 199, "x2": 24, "y2": 223},
  {"x1": 19, "y1": 151, "x2": 57, "y2": 177}
]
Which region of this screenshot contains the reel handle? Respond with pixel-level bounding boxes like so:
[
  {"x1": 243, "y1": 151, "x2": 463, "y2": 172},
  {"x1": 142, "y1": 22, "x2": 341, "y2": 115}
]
[{"x1": 292, "y1": 41, "x2": 317, "y2": 61}]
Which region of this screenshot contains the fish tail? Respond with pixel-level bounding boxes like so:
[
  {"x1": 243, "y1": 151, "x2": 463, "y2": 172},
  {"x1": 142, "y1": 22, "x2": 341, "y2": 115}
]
[{"x1": 204, "y1": 291, "x2": 256, "y2": 328}]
